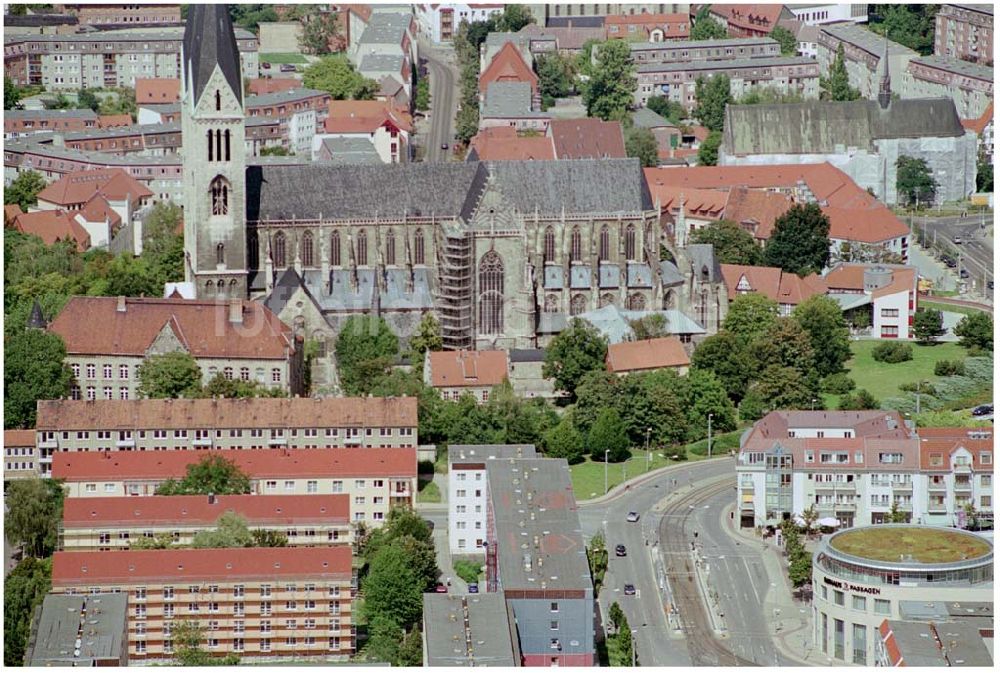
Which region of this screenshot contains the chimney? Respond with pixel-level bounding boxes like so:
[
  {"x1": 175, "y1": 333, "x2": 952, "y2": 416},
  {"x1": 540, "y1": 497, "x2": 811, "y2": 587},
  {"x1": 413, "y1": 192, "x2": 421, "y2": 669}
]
[
  {"x1": 116, "y1": 295, "x2": 126, "y2": 312},
  {"x1": 228, "y1": 298, "x2": 243, "y2": 324}
]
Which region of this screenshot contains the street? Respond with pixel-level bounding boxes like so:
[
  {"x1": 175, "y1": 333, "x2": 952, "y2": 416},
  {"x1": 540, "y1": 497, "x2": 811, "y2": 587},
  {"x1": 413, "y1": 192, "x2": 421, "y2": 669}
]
[
  {"x1": 419, "y1": 41, "x2": 459, "y2": 163},
  {"x1": 911, "y1": 213, "x2": 994, "y2": 293}
]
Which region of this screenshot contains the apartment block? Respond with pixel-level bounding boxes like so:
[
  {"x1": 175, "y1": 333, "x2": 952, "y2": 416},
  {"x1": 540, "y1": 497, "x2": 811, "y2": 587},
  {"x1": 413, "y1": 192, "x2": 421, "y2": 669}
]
[
  {"x1": 448, "y1": 444, "x2": 537, "y2": 555},
  {"x1": 60, "y1": 4, "x2": 182, "y2": 27},
  {"x1": 635, "y1": 55, "x2": 820, "y2": 108},
  {"x1": 736, "y1": 412, "x2": 994, "y2": 530},
  {"x1": 245, "y1": 88, "x2": 332, "y2": 156},
  {"x1": 485, "y1": 458, "x2": 595, "y2": 666},
  {"x1": 52, "y1": 448, "x2": 417, "y2": 526},
  {"x1": 4, "y1": 429, "x2": 37, "y2": 481},
  {"x1": 61, "y1": 494, "x2": 352, "y2": 551},
  {"x1": 902, "y1": 55, "x2": 993, "y2": 120},
  {"x1": 817, "y1": 23, "x2": 917, "y2": 100},
  {"x1": 3, "y1": 26, "x2": 258, "y2": 90},
  {"x1": 786, "y1": 4, "x2": 869, "y2": 26},
  {"x1": 630, "y1": 36, "x2": 780, "y2": 66},
  {"x1": 4, "y1": 108, "x2": 99, "y2": 139},
  {"x1": 50, "y1": 547, "x2": 355, "y2": 663},
  {"x1": 935, "y1": 4, "x2": 993, "y2": 66}
]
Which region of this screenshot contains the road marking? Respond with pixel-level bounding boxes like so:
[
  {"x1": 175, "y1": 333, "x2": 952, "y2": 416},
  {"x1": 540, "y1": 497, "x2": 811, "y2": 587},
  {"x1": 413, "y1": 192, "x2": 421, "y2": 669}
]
[{"x1": 743, "y1": 557, "x2": 762, "y2": 604}]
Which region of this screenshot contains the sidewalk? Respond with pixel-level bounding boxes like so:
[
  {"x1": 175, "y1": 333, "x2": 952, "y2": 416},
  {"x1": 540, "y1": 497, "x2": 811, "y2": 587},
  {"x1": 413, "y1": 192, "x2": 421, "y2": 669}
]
[
  {"x1": 720, "y1": 504, "x2": 830, "y2": 666},
  {"x1": 577, "y1": 455, "x2": 732, "y2": 506}
]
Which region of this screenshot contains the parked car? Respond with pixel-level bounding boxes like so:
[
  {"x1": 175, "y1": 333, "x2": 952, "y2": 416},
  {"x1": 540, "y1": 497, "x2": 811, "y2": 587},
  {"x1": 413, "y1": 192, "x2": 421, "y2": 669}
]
[
  {"x1": 434, "y1": 584, "x2": 448, "y2": 593},
  {"x1": 615, "y1": 544, "x2": 627, "y2": 557},
  {"x1": 972, "y1": 404, "x2": 993, "y2": 417},
  {"x1": 942, "y1": 257, "x2": 958, "y2": 268},
  {"x1": 626, "y1": 511, "x2": 640, "y2": 522},
  {"x1": 262, "y1": 62, "x2": 271, "y2": 70},
  {"x1": 960, "y1": 268, "x2": 970, "y2": 279},
  {"x1": 623, "y1": 584, "x2": 636, "y2": 596},
  {"x1": 468, "y1": 583, "x2": 479, "y2": 594},
  {"x1": 280, "y1": 63, "x2": 296, "y2": 72},
  {"x1": 953, "y1": 235, "x2": 963, "y2": 244},
  {"x1": 988, "y1": 280, "x2": 994, "y2": 290},
  {"x1": 441, "y1": 142, "x2": 449, "y2": 150}
]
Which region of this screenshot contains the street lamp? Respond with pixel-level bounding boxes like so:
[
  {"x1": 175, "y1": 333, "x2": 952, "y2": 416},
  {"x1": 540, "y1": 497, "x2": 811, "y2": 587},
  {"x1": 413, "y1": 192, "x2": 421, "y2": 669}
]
[
  {"x1": 707, "y1": 413, "x2": 713, "y2": 458},
  {"x1": 631, "y1": 629, "x2": 638, "y2": 667},
  {"x1": 645, "y1": 427, "x2": 652, "y2": 472},
  {"x1": 604, "y1": 449, "x2": 610, "y2": 495},
  {"x1": 811, "y1": 398, "x2": 817, "y2": 411}
]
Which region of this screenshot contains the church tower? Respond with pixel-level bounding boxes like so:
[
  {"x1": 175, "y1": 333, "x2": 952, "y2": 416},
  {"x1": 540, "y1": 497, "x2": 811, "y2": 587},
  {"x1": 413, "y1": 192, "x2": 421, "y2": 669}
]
[{"x1": 181, "y1": 5, "x2": 248, "y2": 299}]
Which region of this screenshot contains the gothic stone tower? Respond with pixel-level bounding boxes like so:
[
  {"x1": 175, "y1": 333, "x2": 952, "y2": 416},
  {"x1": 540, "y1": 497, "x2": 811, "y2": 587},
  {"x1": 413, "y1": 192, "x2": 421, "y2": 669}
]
[{"x1": 181, "y1": 5, "x2": 248, "y2": 299}]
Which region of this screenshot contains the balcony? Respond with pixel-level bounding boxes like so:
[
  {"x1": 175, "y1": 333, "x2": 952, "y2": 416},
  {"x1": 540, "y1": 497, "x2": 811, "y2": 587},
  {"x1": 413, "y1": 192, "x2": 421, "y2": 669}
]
[
  {"x1": 38, "y1": 436, "x2": 57, "y2": 449},
  {"x1": 116, "y1": 437, "x2": 136, "y2": 448},
  {"x1": 928, "y1": 482, "x2": 947, "y2": 492},
  {"x1": 927, "y1": 501, "x2": 948, "y2": 513},
  {"x1": 954, "y1": 480, "x2": 973, "y2": 492},
  {"x1": 192, "y1": 436, "x2": 212, "y2": 448},
  {"x1": 267, "y1": 436, "x2": 287, "y2": 446},
  {"x1": 891, "y1": 502, "x2": 913, "y2": 512}
]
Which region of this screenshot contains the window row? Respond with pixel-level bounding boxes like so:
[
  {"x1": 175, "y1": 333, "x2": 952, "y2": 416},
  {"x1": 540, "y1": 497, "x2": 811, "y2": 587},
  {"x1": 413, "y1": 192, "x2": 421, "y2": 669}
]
[{"x1": 264, "y1": 229, "x2": 427, "y2": 269}]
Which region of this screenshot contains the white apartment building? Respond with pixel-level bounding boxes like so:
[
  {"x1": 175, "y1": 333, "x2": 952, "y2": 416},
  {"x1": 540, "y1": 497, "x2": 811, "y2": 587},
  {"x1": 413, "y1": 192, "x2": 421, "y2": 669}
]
[
  {"x1": 415, "y1": 3, "x2": 504, "y2": 43},
  {"x1": 448, "y1": 444, "x2": 537, "y2": 555},
  {"x1": 786, "y1": 4, "x2": 869, "y2": 26},
  {"x1": 737, "y1": 412, "x2": 993, "y2": 530}
]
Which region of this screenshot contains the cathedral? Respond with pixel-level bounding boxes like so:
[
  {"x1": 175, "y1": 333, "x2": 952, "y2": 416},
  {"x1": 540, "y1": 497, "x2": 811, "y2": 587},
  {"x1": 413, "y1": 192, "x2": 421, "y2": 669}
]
[{"x1": 180, "y1": 6, "x2": 726, "y2": 383}]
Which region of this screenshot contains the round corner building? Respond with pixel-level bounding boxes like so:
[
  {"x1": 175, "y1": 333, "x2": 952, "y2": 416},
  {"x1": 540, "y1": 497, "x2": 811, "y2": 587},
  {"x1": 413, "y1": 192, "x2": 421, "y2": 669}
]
[{"x1": 811, "y1": 524, "x2": 993, "y2": 666}]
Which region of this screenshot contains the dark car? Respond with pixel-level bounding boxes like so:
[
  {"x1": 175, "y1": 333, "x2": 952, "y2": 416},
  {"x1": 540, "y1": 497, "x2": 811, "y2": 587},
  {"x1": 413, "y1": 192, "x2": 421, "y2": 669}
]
[
  {"x1": 623, "y1": 584, "x2": 636, "y2": 596},
  {"x1": 615, "y1": 544, "x2": 627, "y2": 557},
  {"x1": 988, "y1": 280, "x2": 994, "y2": 290},
  {"x1": 960, "y1": 268, "x2": 970, "y2": 279},
  {"x1": 441, "y1": 142, "x2": 449, "y2": 150},
  {"x1": 942, "y1": 257, "x2": 958, "y2": 268},
  {"x1": 280, "y1": 63, "x2": 296, "y2": 72},
  {"x1": 262, "y1": 62, "x2": 271, "y2": 70},
  {"x1": 468, "y1": 583, "x2": 479, "y2": 594},
  {"x1": 972, "y1": 404, "x2": 993, "y2": 416}
]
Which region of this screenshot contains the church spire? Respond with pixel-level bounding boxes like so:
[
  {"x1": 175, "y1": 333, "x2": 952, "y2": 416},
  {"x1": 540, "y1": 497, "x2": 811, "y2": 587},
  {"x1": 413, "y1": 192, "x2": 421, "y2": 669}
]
[
  {"x1": 27, "y1": 299, "x2": 47, "y2": 329},
  {"x1": 878, "y1": 30, "x2": 892, "y2": 109},
  {"x1": 182, "y1": 4, "x2": 243, "y2": 108}
]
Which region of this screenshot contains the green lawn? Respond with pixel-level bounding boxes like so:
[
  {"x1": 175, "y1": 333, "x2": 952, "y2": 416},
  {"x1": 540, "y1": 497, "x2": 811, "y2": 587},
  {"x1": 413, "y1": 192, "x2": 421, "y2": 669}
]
[
  {"x1": 569, "y1": 430, "x2": 741, "y2": 501},
  {"x1": 919, "y1": 300, "x2": 987, "y2": 317},
  {"x1": 260, "y1": 52, "x2": 307, "y2": 64},
  {"x1": 841, "y1": 339, "x2": 968, "y2": 401},
  {"x1": 416, "y1": 476, "x2": 440, "y2": 504}
]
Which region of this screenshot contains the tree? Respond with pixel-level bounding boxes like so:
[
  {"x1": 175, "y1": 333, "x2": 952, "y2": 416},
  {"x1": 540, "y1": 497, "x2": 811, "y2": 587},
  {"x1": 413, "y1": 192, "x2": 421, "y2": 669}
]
[
  {"x1": 299, "y1": 11, "x2": 340, "y2": 55},
  {"x1": 191, "y1": 512, "x2": 255, "y2": 548},
  {"x1": 137, "y1": 351, "x2": 203, "y2": 398},
  {"x1": 303, "y1": 54, "x2": 377, "y2": 100},
  {"x1": 646, "y1": 95, "x2": 685, "y2": 124},
  {"x1": 692, "y1": 74, "x2": 731, "y2": 132},
  {"x1": 763, "y1": 203, "x2": 831, "y2": 275},
  {"x1": 690, "y1": 331, "x2": 754, "y2": 403},
  {"x1": 788, "y1": 551, "x2": 812, "y2": 588},
  {"x1": 896, "y1": 155, "x2": 938, "y2": 207},
  {"x1": 251, "y1": 528, "x2": 289, "y2": 547},
  {"x1": 584, "y1": 40, "x2": 636, "y2": 121},
  {"x1": 625, "y1": 126, "x2": 658, "y2": 167},
  {"x1": 77, "y1": 87, "x2": 101, "y2": 112},
  {"x1": 335, "y1": 314, "x2": 399, "y2": 395},
  {"x1": 536, "y1": 52, "x2": 574, "y2": 103},
  {"x1": 455, "y1": 102, "x2": 480, "y2": 144},
  {"x1": 542, "y1": 414, "x2": 585, "y2": 463},
  {"x1": 259, "y1": 145, "x2": 292, "y2": 156},
  {"x1": 4, "y1": 557, "x2": 52, "y2": 667},
  {"x1": 363, "y1": 543, "x2": 425, "y2": 629},
  {"x1": 408, "y1": 312, "x2": 443, "y2": 360},
  {"x1": 887, "y1": 501, "x2": 908, "y2": 524},
  {"x1": 753, "y1": 318, "x2": 815, "y2": 376},
  {"x1": 587, "y1": 532, "x2": 608, "y2": 593},
  {"x1": 4, "y1": 479, "x2": 64, "y2": 558},
  {"x1": 976, "y1": 155, "x2": 993, "y2": 193},
  {"x1": 414, "y1": 76, "x2": 430, "y2": 111},
  {"x1": 691, "y1": 6, "x2": 728, "y2": 40},
  {"x1": 172, "y1": 620, "x2": 237, "y2": 665},
  {"x1": 954, "y1": 312, "x2": 993, "y2": 351},
  {"x1": 5, "y1": 75, "x2": 23, "y2": 109},
  {"x1": 494, "y1": 4, "x2": 535, "y2": 32},
  {"x1": 690, "y1": 220, "x2": 764, "y2": 265},
  {"x1": 365, "y1": 612, "x2": 404, "y2": 664},
  {"x1": 155, "y1": 455, "x2": 252, "y2": 496},
  {"x1": 202, "y1": 373, "x2": 284, "y2": 399},
  {"x1": 800, "y1": 505, "x2": 819, "y2": 535},
  {"x1": 102, "y1": 253, "x2": 162, "y2": 297},
  {"x1": 684, "y1": 369, "x2": 737, "y2": 440},
  {"x1": 723, "y1": 293, "x2": 780, "y2": 344},
  {"x1": 629, "y1": 313, "x2": 669, "y2": 341},
  {"x1": 130, "y1": 532, "x2": 176, "y2": 550},
  {"x1": 588, "y1": 407, "x2": 630, "y2": 462},
  {"x1": 4, "y1": 170, "x2": 46, "y2": 211},
  {"x1": 736, "y1": 87, "x2": 804, "y2": 105},
  {"x1": 229, "y1": 4, "x2": 278, "y2": 31},
  {"x1": 838, "y1": 389, "x2": 879, "y2": 410},
  {"x1": 869, "y1": 4, "x2": 937, "y2": 55},
  {"x1": 542, "y1": 318, "x2": 608, "y2": 400},
  {"x1": 770, "y1": 26, "x2": 798, "y2": 56},
  {"x1": 697, "y1": 130, "x2": 722, "y2": 166},
  {"x1": 792, "y1": 295, "x2": 851, "y2": 378},
  {"x1": 97, "y1": 87, "x2": 136, "y2": 118},
  {"x1": 912, "y1": 308, "x2": 945, "y2": 344},
  {"x1": 4, "y1": 328, "x2": 73, "y2": 429},
  {"x1": 821, "y1": 44, "x2": 861, "y2": 101},
  {"x1": 751, "y1": 365, "x2": 815, "y2": 410}
]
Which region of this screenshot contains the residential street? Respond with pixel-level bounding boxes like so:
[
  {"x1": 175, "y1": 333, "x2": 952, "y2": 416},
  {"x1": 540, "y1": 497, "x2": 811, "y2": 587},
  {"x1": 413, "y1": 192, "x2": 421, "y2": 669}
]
[
  {"x1": 910, "y1": 213, "x2": 994, "y2": 294},
  {"x1": 419, "y1": 40, "x2": 459, "y2": 163}
]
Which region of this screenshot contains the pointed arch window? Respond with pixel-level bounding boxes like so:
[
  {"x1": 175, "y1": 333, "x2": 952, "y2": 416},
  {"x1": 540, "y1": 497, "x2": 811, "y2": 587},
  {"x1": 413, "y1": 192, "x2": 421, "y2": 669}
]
[
  {"x1": 663, "y1": 289, "x2": 675, "y2": 310},
  {"x1": 206, "y1": 129, "x2": 213, "y2": 161},
  {"x1": 478, "y1": 251, "x2": 504, "y2": 335},
  {"x1": 570, "y1": 226, "x2": 582, "y2": 262},
  {"x1": 248, "y1": 230, "x2": 259, "y2": 269},
  {"x1": 414, "y1": 228, "x2": 425, "y2": 265},
  {"x1": 273, "y1": 232, "x2": 287, "y2": 268},
  {"x1": 216, "y1": 242, "x2": 225, "y2": 265},
  {"x1": 301, "y1": 231, "x2": 314, "y2": 267},
  {"x1": 357, "y1": 230, "x2": 368, "y2": 266},
  {"x1": 215, "y1": 129, "x2": 222, "y2": 162},
  {"x1": 599, "y1": 225, "x2": 610, "y2": 261},
  {"x1": 224, "y1": 129, "x2": 231, "y2": 161},
  {"x1": 625, "y1": 223, "x2": 636, "y2": 260},
  {"x1": 544, "y1": 294, "x2": 559, "y2": 313},
  {"x1": 330, "y1": 231, "x2": 341, "y2": 266},
  {"x1": 205, "y1": 280, "x2": 214, "y2": 295},
  {"x1": 544, "y1": 226, "x2": 555, "y2": 264},
  {"x1": 600, "y1": 293, "x2": 615, "y2": 308},
  {"x1": 216, "y1": 279, "x2": 225, "y2": 295},
  {"x1": 215, "y1": 89, "x2": 221, "y2": 111},
  {"x1": 210, "y1": 176, "x2": 229, "y2": 216},
  {"x1": 570, "y1": 293, "x2": 587, "y2": 316},
  {"x1": 627, "y1": 292, "x2": 646, "y2": 311},
  {"x1": 385, "y1": 230, "x2": 396, "y2": 265},
  {"x1": 699, "y1": 289, "x2": 708, "y2": 327}
]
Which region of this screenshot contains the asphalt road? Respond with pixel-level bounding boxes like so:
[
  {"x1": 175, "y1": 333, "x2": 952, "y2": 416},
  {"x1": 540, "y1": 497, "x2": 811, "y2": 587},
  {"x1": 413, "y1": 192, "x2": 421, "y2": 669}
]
[
  {"x1": 911, "y1": 214, "x2": 994, "y2": 289},
  {"x1": 578, "y1": 458, "x2": 736, "y2": 666},
  {"x1": 420, "y1": 42, "x2": 459, "y2": 163}
]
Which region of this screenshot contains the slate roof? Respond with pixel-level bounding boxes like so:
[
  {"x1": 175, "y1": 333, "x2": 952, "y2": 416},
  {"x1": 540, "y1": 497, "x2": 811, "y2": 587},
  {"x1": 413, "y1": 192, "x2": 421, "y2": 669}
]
[
  {"x1": 632, "y1": 107, "x2": 675, "y2": 129},
  {"x1": 482, "y1": 81, "x2": 544, "y2": 118},
  {"x1": 909, "y1": 54, "x2": 994, "y2": 81},
  {"x1": 724, "y1": 98, "x2": 967, "y2": 155},
  {"x1": 357, "y1": 12, "x2": 410, "y2": 46},
  {"x1": 359, "y1": 52, "x2": 404, "y2": 72},
  {"x1": 245, "y1": 87, "x2": 327, "y2": 108},
  {"x1": 183, "y1": 4, "x2": 244, "y2": 106},
  {"x1": 820, "y1": 22, "x2": 918, "y2": 58},
  {"x1": 685, "y1": 244, "x2": 723, "y2": 283},
  {"x1": 320, "y1": 136, "x2": 384, "y2": 164}
]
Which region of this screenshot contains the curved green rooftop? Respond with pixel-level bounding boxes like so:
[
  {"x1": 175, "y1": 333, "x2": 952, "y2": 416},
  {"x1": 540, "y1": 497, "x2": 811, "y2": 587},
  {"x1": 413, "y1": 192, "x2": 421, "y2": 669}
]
[{"x1": 829, "y1": 526, "x2": 991, "y2": 564}]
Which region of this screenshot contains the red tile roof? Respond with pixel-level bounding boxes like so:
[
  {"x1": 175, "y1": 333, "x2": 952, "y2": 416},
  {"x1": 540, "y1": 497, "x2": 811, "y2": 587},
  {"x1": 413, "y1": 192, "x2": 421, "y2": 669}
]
[
  {"x1": 548, "y1": 118, "x2": 627, "y2": 160},
  {"x1": 36, "y1": 396, "x2": 418, "y2": 431},
  {"x1": 647, "y1": 183, "x2": 728, "y2": 218},
  {"x1": 919, "y1": 438, "x2": 993, "y2": 471},
  {"x1": 97, "y1": 114, "x2": 133, "y2": 128},
  {"x1": 47, "y1": 296, "x2": 295, "y2": 359},
  {"x1": 52, "y1": 546, "x2": 353, "y2": 585},
  {"x1": 13, "y1": 210, "x2": 91, "y2": 251},
  {"x1": 428, "y1": 350, "x2": 508, "y2": 388},
  {"x1": 606, "y1": 337, "x2": 690, "y2": 373},
  {"x1": 75, "y1": 193, "x2": 122, "y2": 228},
  {"x1": 52, "y1": 447, "x2": 418, "y2": 482},
  {"x1": 469, "y1": 127, "x2": 556, "y2": 160},
  {"x1": 325, "y1": 99, "x2": 413, "y2": 133},
  {"x1": 710, "y1": 3, "x2": 787, "y2": 35},
  {"x1": 823, "y1": 264, "x2": 916, "y2": 298},
  {"x1": 248, "y1": 77, "x2": 301, "y2": 96},
  {"x1": 4, "y1": 429, "x2": 35, "y2": 447},
  {"x1": 605, "y1": 12, "x2": 689, "y2": 39},
  {"x1": 36, "y1": 168, "x2": 153, "y2": 206},
  {"x1": 479, "y1": 41, "x2": 538, "y2": 94},
  {"x1": 961, "y1": 101, "x2": 993, "y2": 135},
  {"x1": 916, "y1": 427, "x2": 993, "y2": 440},
  {"x1": 4, "y1": 203, "x2": 23, "y2": 225},
  {"x1": 135, "y1": 78, "x2": 181, "y2": 104},
  {"x1": 722, "y1": 186, "x2": 793, "y2": 239},
  {"x1": 63, "y1": 494, "x2": 350, "y2": 527}
]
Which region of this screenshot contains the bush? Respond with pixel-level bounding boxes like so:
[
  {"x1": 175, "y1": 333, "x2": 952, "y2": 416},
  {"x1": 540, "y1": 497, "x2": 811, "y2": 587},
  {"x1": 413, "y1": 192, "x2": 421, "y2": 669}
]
[
  {"x1": 822, "y1": 373, "x2": 856, "y2": 395},
  {"x1": 871, "y1": 341, "x2": 913, "y2": 363},
  {"x1": 933, "y1": 359, "x2": 966, "y2": 376},
  {"x1": 963, "y1": 356, "x2": 993, "y2": 382},
  {"x1": 453, "y1": 559, "x2": 482, "y2": 584},
  {"x1": 898, "y1": 381, "x2": 937, "y2": 396},
  {"x1": 417, "y1": 460, "x2": 435, "y2": 474}
]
